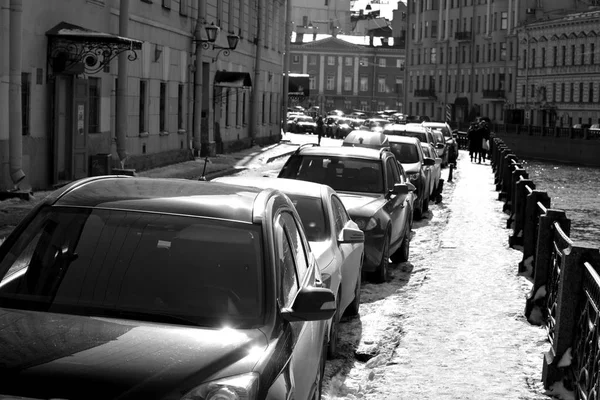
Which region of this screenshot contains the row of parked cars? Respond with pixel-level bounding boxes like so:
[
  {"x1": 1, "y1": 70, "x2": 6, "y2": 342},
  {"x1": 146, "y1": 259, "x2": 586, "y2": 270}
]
[{"x1": 0, "y1": 120, "x2": 456, "y2": 399}]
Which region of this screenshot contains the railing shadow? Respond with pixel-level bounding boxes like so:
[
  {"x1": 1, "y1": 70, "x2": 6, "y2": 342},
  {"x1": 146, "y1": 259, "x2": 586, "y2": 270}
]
[{"x1": 490, "y1": 136, "x2": 600, "y2": 398}]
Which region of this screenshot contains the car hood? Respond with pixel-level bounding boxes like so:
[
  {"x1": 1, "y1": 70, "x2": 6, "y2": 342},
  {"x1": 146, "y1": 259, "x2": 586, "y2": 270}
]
[
  {"x1": 336, "y1": 193, "x2": 383, "y2": 216},
  {"x1": 0, "y1": 308, "x2": 267, "y2": 399},
  {"x1": 401, "y1": 162, "x2": 421, "y2": 174}
]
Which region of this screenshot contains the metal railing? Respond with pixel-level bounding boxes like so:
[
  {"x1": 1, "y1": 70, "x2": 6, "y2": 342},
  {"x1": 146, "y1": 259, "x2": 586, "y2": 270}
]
[{"x1": 490, "y1": 137, "x2": 600, "y2": 397}]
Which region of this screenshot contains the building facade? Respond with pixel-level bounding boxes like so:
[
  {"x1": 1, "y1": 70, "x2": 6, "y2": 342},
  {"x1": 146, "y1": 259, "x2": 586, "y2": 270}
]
[
  {"x1": 292, "y1": 0, "x2": 352, "y2": 36},
  {"x1": 403, "y1": 0, "x2": 587, "y2": 124},
  {"x1": 515, "y1": 9, "x2": 600, "y2": 127},
  {"x1": 289, "y1": 33, "x2": 405, "y2": 114},
  {"x1": 0, "y1": 0, "x2": 284, "y2": 191}
]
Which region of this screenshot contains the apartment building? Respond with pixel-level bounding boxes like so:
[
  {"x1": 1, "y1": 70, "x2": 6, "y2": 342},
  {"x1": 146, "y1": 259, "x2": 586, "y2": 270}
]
[
  {"x1": 403, "y1": 0, "x2": 585, "y2": 124},
  {"x1": 292, "y1": 0, "x2": 352, "y2": 36},
  {"x1": 289, "y1": 33, "x2": 405, "y2": 113},
  {"x1": 515, "y1": 9, "x2": 600, "y2": 127},
  {"x1": 0, "y1": 0, "x2": 284, "y2": 191}
]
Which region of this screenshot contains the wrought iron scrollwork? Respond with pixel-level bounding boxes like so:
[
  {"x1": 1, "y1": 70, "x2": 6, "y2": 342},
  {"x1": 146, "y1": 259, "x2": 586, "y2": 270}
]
[{"x1": 48, "y1": 38, "x2": 140, "y2": 76}]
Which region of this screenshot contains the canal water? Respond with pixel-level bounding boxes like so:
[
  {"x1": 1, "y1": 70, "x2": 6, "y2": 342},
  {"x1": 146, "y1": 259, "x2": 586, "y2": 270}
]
[{"x1": 519, "y1": 159, "x2": 600, "y2": 247}]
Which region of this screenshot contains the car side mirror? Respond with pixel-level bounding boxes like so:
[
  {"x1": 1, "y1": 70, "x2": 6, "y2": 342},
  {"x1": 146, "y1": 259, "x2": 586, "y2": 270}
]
[
  {"x1": 423, "y1": 157, "x2": 435, "y2": 166},
  {"x1": 338, "y1": 225, "x2": 365, "y2": 244},
  {"x1": 281, "y1": 286, "x2": 336, "y2": 322},
  {"x1": 435, "y1": 157, "x2": 442, "y2": 165},
  {"x1": 406, "y1": 182, "x2": 417, "y2": 192}
]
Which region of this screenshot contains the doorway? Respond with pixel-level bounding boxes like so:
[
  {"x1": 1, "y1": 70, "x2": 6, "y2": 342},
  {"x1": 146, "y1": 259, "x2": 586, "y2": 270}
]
[{"x1": 53, "y1": 76, "x2": 89, "y2": 183}]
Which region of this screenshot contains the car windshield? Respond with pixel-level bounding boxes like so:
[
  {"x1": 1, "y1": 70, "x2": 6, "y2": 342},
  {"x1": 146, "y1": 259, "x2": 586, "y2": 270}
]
[
  {"x1": 287, "y1": 195, "x2": 329, "y2": 242},
  {"x1": 390, "y1": 143, "x2": 420, "y2": 163},
  {"x1": 280, "y1": 155, "x2": 384, "y2": 194},
  {"x1": 0, "y1": 207, "x2": 264, "y2": 328}
]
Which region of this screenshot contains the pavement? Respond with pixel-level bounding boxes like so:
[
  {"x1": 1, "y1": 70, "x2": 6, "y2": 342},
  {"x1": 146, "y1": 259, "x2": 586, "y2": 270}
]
[{"x1": 0, "y1": 140, "x2": 299, "y2": 239}]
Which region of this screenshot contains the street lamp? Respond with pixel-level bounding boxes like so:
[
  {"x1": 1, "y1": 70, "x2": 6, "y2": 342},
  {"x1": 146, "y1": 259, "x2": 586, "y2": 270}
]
[{"x1": 197, "y1": 22, "x2": 240, "y2": 62}]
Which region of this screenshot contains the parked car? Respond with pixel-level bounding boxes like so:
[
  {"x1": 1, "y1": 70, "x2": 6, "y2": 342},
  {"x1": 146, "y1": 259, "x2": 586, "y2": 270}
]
[
  {"x1": 423, "y1": 121, "x2": 459, "y2": 165},
  {"x1": 385, "y1": 123, "x2": 436, "y2": 149},
  {"x1": 589, "y1": 124, "x2": 600, "y2": 137},
  {"x1": 289, "y1": 115, "x2": 318, "y2": 134},
  {"x1": 342, "y1": 130, "x2": 389, "y2": 150},
  {"x1": 361, "y1": 118, "x2": 390, "y2": 132},
  {"x1": 430, "y1": 129, "x2": 449, "y2": 167},
  {"x1": 213, "y1": 176, "x2": 365, "y2": 359},
  {"x1": 405, "y1": 115, "x2": 431, "y2": 123},
  {"x1": 335, "y1": 118, "x2": 356, "y2": 138},
  {"x1": 420, "y1": 142, "x2": 443, "y2": 202},
  {"x1": 386, "y1": 135, "x2": 434, "y2": 219},
  {"x1": 0, "y1": 176, "x2": 336, "y2": 400},
  {"x1": 278, "y1": 145, "x2": 415, "y2": 283},
  {"x1": 324, "y1": 116, "x2": 342, "y2": 138}
]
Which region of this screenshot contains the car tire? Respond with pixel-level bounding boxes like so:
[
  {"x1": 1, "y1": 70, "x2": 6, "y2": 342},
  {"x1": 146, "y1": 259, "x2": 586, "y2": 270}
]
[
  {"x1": 327, "y1": 293, "x2": 341, "y2": 359},
  {"x1": 370, "y1": 234, "x2": 389, "y2": 283},
  {"x1": 344, "y1": 262, "x2": 362, "y2": 318},
  {"x1": 391, "y1": 231, "x2": 410, "y2": 264},
  {"x1": 313, "y1": 336, "x2": 327, "y2": 400},
  {"x1": 422, "y1": 194, "x2": 429, "y2": 213}
]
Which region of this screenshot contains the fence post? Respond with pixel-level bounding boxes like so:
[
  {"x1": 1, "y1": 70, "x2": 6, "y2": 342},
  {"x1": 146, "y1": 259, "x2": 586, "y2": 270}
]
[
  {"x1": 524, "y1": 209, "x2": 570, "y2": 324},
  {"x1": 500, "y1": 155, "x2": 518, "y2": 203},
  {"x1": 509, "y1": 178, "x2": 534, "y2": 248},
  {"x1": 542, "y1": 244, "x2": 595, "y2": 390},
  {"x1": 495, "y1": 147, "x2": 512, "y2": 189},
  {"x1": 505, "y1": 167, "x2": 527, "y2": 217},
  {"x1": 519, "y1": 190, "x2": 550, "y2": 276}
]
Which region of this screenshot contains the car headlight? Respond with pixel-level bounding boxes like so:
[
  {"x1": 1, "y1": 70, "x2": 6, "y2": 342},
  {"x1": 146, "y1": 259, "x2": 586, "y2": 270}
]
[
  {"x1": 407, "y1": 173, "x2": 419, "y2": 181},
  {"x1": 181, "y1": 373, "x2": 259, "y2": 400},
  {"x1": 354, "y1": 217, "x2": 377, "y2": 231}
]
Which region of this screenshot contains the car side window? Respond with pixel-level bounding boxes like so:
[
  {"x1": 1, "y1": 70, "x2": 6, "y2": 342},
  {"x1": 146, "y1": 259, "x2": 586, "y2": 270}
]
[
  {"x1": 385, "y1": 159, "x2": 400, "y2": 190},
  {"x1": 276, "y1": 214, "x2": 299, "y2": 306},
  {"x1": 394, "y1": 159, "x2": 406, "y2": 183},
  {"x1": 331, "y1": 195, "x2": 349, "y2": 234},
  {"x1": 281, "y1": 212, "x2": 309, "y2": 284}
]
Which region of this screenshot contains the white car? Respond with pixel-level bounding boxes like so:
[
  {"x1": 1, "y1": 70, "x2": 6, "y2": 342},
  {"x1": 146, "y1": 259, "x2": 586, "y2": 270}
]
[
  {"x1": 212, "y1": 176, "x2": 365, "y2": 359},
  {"x1": 420, "y1": 142, "x2": 443, "y2": 202}
]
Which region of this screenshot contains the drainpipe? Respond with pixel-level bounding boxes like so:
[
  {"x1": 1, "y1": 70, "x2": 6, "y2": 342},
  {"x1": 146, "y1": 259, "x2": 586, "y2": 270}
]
[
  {"x1": 192, "y1": 0, "x2": 205, "y2": 156},
  {"x1": 8, "y1": 0, "x2": 25, "y2": 185},
  {"x1": 250, "y1": 0, "x2": 264, "y2": 143},
  {"x1": 281, "y1": 0, "x2": 292, "y2": 134},
  {"x1": 116, "y1": 0, "x2": 130, "y2": 167}
]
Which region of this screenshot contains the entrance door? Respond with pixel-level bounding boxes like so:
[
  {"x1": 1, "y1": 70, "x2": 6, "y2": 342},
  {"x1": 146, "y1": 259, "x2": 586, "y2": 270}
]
[{"x1": 54, "y1": 77, "x2": 89, "y2": 182}]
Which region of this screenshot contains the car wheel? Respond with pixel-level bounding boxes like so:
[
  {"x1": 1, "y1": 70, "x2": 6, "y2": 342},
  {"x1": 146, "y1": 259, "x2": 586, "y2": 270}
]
[
  {"x1": 422, "y1": 194, "x2": 429, "y2": 213},
  {"x1": 370, "y1": 234, "x2": 389, "y2": 283},
  {"x1": 344, "y1": 262, "x2": 362, "y2": 318},
  {"x1": 391, "y1": 231, "x2": 410, "y2": 263},
  {"x1": 327, "y1": 293, "x2": 341, "y2": 359}
]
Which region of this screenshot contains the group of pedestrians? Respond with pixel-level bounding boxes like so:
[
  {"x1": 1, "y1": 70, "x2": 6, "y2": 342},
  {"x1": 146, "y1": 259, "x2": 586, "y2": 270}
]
[{"x1": 467, "y1": 117, "x2": 491, "y2": 163}]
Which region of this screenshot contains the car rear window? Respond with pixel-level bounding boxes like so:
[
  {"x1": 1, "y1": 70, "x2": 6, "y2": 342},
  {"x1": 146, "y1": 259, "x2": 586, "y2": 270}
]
[
  {"x1": 280, "y1": 155, "x2": 384, "y2": 193},
  {"x1": 385, "y1": 129, "x2": 427, "y2": 143},
  {"x1": 0, "y1": 207, "x2": 264, "y2": 328}
]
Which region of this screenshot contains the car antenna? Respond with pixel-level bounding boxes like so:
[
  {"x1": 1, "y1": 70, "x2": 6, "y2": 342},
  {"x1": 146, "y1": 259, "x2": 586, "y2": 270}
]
[{"x1": 198, "y1": 156, "x2": 211, "y2": 181}]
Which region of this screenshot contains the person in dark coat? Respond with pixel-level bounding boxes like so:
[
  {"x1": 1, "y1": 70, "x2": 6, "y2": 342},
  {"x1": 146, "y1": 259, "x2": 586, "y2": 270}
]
[
  {"x1": 316, "y1": 115, "x2": 324, "y2": 145},
  {"x1": 479, "y1": 119, "x2": 491, "y2": 163},
  {"x1": 467, "y1": 121, "x2": 482, "y2": 162}
]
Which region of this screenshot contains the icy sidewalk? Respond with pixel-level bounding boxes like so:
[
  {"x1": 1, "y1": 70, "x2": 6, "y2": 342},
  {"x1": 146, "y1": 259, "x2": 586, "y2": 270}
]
[{"x1": 377, "y1": 156, "x2": 552, "y2": 399}]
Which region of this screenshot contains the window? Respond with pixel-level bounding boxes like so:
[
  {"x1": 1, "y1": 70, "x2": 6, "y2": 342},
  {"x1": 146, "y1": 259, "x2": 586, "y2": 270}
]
[
  {"x1": 327, "y1": 56, "x2": 335, "y2": 65},
  {"x1": 500, "y1": 43, "x2": 507, "y2": 61},
  {"x1": 331, "y1": 196, "x2": 349, "y2": 234},
  {"x1": 225, "y1": 89, "x2": 231, "y2": 126},
  {"x1": 360, "y1": 76, "x2": 368, "y2": 91},
  {"x1": 379, "y1": 58, "x2": 386, "y2": 67},
  {"x1": 396, "y1": 59, "x2": 404, "y2": 69},
  {"x1": 531, "y1": 48, "x2": 536, "y2": 68},
  {"x1": 581, "y1": 44, "x2": 585, "y2": 65},
  {"x1": 344, "y1": 76, "x2": 352, "y2": 91},
  {"x1": 501, "y1": 12, "x2": 507, "y2": 29},
  {"x1": 177, "y1": 84, "x2": 184, "y2": 130},
  {"x1": 278, "y1": 229, "x2": 298, "y2": 306},
  {"x1": 592, "y1": 43, "x2": 596, "y2": 65},
  {"x1": 309, "y1": 55, "x2": 317, "y2": 65},
  {"x1": 162, "y1": 0, "x2": 170, "y2": 9},
  {"x1": 476, "y1": 45, "x2": 480, "y2": 63},
  {"x1": 561, "y1": 83, "x2": 565, "y2": 102},
  {"x1": 378, "y1": 76, "x2": 386, "y2": 92},
  {"x1": 561, "y1": 45, "x2": 566, "y2": 65},
  {"x1": 326, "y1": 75, "x2": 335, "y2": 90},
  {"x1": 139, "y1": 80, "x2": 147, "y2": 133},
  {"x1": 360, "y1": 57, "x2": 368, "y2": 66},
  {"x1": 242, "y1": 92, "x2": 247, "y2": 125},
  {"x1": 262, "y1": 93, "x2": 266, "y2": 123},
  {"x1": 579, "y1": 82, "x2": 584, "y2": 102},
  {"x1": 159, "y1": 82, "x2": 167, "y2": 132},
  {"x1": 523, "y1": 49, "x2": 527, "y2": 69},
  {"x1": 179, "y1": 0, "x2": 187, "y2": 16},
  {"x1": 309, "y1": 76, "x2": 316, "y2": 90},
  {"x1": 292, "y1": 55, "x2": 300, "y2": 64},
  {"x1": 345, "y1": 57, "x2": 353, "y2": 66},
  {"x1": 431, "y1": 21, "x2": 438, "y2": 37},
  {"x1": 281, "y1": 213, "x2": 309, "y2": 282},
  {"x1": 589, "y1": 84, "x2": 594, "y2": 103},
  {"x1": 498, "y1": 73, "x2": 505, "y2": 90},
  {"x1": 21, "y1": 72, "x2": 30, "y2": 136},
  {"x1": 571, "y1": 45, "x2": 575, "y2": 65},
  {"x1": 88, "y1": 78, "x2": 100, "y2": 134},
  {"x1": 236, "y1": 89, "x2": 241, "y2": 126},
  {"x1": 570, "y1": 82, "x2": 574, "y2": 102},
  {"x1": 541, "y1": 48, "x2": 546, "y2": 67},
  {"x1": 552, "y1": 46, "x2": 557, "y2": 66},
  {"x1": 431, "y1": 48, "x2": 437, "y2": 64}
]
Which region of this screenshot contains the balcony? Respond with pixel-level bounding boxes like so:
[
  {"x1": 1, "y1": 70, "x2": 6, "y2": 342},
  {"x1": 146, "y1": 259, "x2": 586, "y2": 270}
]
[
  {"x1": 414, "y1": 89, "x2": 437, "y2": 99},
  {"x1": 454, "y1": 31, "x2": 472, "y2": 41},
  {"x1": 482, "y1": 90, "x2": 506, "y2": 100}
]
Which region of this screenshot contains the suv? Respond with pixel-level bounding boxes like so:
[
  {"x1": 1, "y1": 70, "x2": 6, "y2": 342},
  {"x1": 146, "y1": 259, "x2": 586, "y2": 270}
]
[
  {"x1": 384, "y1": 123, "x2": 436, "y2": 147},
  {"x1": 0, "y1": 176, "x2": 335, "y2": 400},
  {"x1": 278, "y1": 145, "x2": 415, "y2": 283},
  {"x1": 422, "y1": 121, "x2": 458, "y2": 165}
]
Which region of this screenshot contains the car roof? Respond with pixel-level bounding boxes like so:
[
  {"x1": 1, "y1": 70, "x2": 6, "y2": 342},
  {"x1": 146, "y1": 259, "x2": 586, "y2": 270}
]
[
  {"x1": 384, "y1": 124, "x2": 429, "y2": 134},
  {"x1": 387, "y1": 135, "x2": 421, "y2": 145},
  {"x1": 294, "y1": 144, "x2": 389, "y2": 160},
  {"x1": 343, "y1": 130, "x2": 389, "y2": 147},
  {"x1": 50, "y1": 176, "x2": 282, "y2": 224},
  {"x1": 212, "y1": 176, "x2": 331, "y2": 199},
  {"x1": 422, "y1": 121, "x2": 449, "y2": 128}
]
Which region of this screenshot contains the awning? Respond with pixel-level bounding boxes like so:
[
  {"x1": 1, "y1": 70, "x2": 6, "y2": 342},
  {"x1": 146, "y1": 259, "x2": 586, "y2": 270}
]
[
  {"x1": 214, "y1": 71, "x2": 252, "y2": 88},
  {"x1": 46, "y1": 22, "x2": 142, "y2": 77},
  {"x1": 454, "y1": 97, "x2": 469, "y2": 106}
]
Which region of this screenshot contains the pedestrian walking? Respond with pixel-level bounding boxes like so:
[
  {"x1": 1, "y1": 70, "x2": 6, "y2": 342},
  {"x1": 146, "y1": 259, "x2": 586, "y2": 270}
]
[
  {"x1": 316, "y1": 115, "x2": 324, "y2": 145},
  {"x1": 467, "y1": 121, "x2": 482, "y2": 163},
  {"x1": 479, "y1": 119, "x2": 491, "y2": 163}
]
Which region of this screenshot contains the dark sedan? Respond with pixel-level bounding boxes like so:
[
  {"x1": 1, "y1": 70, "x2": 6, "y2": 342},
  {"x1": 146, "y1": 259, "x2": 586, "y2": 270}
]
[
  {"x1": 279, "y1": 145, "x2": 415, "y2": 283},
  {"x1": 0, "y1": 176, "x2": 335, "y2": 400}
]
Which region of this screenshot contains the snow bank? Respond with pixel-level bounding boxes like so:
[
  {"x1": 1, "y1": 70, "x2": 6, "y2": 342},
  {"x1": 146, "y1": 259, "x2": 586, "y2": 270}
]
[{"x1": 545, "y1": 379, "x2": 575, "y2": 400}]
